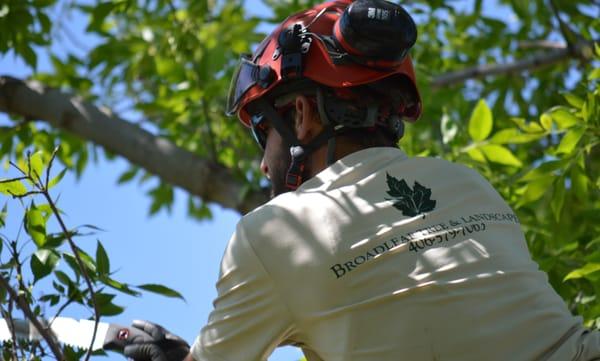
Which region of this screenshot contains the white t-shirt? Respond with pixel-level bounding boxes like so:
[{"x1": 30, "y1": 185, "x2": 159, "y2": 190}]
[{"x1": 191, "y1": 147, "x2": 595, "y2": 361}]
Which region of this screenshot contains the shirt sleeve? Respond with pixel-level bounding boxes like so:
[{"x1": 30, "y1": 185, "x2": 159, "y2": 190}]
[{"x1": 190, "y1": 220, "x2": 295, "y2": 361}]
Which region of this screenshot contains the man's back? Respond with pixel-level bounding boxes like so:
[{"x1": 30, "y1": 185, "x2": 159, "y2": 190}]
[{"x1": 194, "y1": 147, "x2": 587, "y2": 361}]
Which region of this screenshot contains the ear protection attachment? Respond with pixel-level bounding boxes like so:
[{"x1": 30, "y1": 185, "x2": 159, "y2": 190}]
[{"x1": 332, "y1": 0, "x2": 417, "y2": 67}]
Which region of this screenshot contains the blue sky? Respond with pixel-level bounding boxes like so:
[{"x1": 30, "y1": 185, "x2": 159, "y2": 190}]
[{"x1": 0, "y1": 0, "x2": 301, "y2": 360}]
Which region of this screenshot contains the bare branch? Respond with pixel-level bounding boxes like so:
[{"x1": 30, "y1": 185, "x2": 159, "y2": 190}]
[
  {"x1": 0, "y1": 300, "x2": 20, "y2": 361},
  {"x1": 431, "y1": 39, "x2": 598, "y2": 88},
  {"x1": 0, "y1": 177, "x2": 28, "y2": 184},
  {"x1": 40, "y1": 187, "x2": 99, "y2": 361},
  {"x1": 517, "y1": 40, "x2": 566, "y2": 50},
  {"x1": 0, "y1": 276, "x2": 64, "y2": 360},
  {"x1": 0, "y1": 76, "x2": 269, "y2": 214}
]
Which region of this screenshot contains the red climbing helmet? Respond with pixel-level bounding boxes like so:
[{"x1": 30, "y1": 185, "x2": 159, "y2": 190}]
[{"x1": 226, "y1": 0, "x2": 422, "y2": 126}]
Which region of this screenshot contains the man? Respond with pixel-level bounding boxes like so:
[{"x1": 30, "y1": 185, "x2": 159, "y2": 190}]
[{"x1": 123, "y1": 0, "x2": 600, "y2": 360}]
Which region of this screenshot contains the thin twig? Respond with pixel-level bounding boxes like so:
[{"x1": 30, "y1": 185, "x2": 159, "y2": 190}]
[
  {"x1": 517, "y1": 40, "x2": 566, "y2": 50},
  {"x1": 0, "y1": 177, "x2": 28, "y2": 184},
  {"x1": 8, "y1": 162, "x2": 27, "y2": 177},
  {"x1": 5, "y1": 149, "x2": 100, "y2": 360},
  {"x1": 41, "y1": 192, "x2": 100, "y2": 361},
  {"x1": 52, "y1": 297, "x2": 75, "y2": 321},
  {"x1": 44, "y1": 147, "x2": 59, "y2": 188},
  {"x1": 431, "y1": 39, "x2": 597, "y2": 88},
  {"x1": 10, "y1": 242, "x2": 27, "y2": 296},
  {"x1": 0, "y1": 300, "x2": 19, "y2": 361},
  {"x1": 7, "y1": 190, "x2": 45, "y2": 199},
  {"x1": 0, "y1": 276, "x2": 64, "y2": 360}
]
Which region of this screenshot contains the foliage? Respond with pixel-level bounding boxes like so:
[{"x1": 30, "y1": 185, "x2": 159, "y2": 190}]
[
  {"x1": 0, "y1": 148, "x2": 183, "y2": 360},
  {"x1": 440, "y1": 58, "x2": 600, "y2": 327},
  {"x1": 0, "y1": 0, "x2": 599, "y2": 357}
]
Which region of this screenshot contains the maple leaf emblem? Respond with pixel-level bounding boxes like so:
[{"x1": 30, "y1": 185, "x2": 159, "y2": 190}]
[{"x1": 385, "y1": 173, "x2": 437, "y2": 217}]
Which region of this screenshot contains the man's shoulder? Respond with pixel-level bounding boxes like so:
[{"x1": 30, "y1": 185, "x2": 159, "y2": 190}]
[{"x1": 240, "y1": 191, "x2": 305, "y2": 231}]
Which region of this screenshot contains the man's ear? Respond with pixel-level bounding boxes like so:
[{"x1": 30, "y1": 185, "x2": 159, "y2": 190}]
[{"x1": 294, "y1": 95, "x2": 323, "y2": 143}]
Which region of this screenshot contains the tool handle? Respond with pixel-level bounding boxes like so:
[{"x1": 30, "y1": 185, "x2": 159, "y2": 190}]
[{"x1": 103, "y1": 323, "x2": 155, "y2": 351}]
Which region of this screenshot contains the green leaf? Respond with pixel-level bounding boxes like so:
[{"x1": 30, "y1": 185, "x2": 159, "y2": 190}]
[
  {"x1": 30, "y1": 249, "x2": 59, "y2": 283},
  {"x1": 48, "y1": 168, "x2": 67, "y2": 189},
  {"x1": 551, "y1": 177, "x2": 566, "y2": 221},
  {"x1": 564, "y1": 263, "x2": 600, "y2": 281},
  {"x1": 92, "y1": 293, "x2": 124, "y2": 316},
  {"x1": 571, "y1": 165, "x2": 589, "y2": 200},
  {"x1": 490, "y1": 128, "x2": 544, "y2": 144},
  {"x1": 589, "y1": 68, "x2": 600, "y2": 81},
  {"x1": 0, "y1": 179, "x2": 28, "y2": 196},
  {"x1": 89, "y1": 2, "x2": 118, "y2": 31},
  {"x1": 101, "y1": 276, "x2": 140, "y2": 296},
  {"x1": 96, "y1": 240, "x2": 110, "y2": 276},
  {"x1": 550, "y1": 107, "x2": 580, "y2": 129},
  {"x1": 117, "y1": 167, "x2": 138, "y2": 184},
  {"x1": 519, "y1": 159, "x2": 568, "y2": 181},
  {"x1": 556, "y1": 126, "x2": 585, "y2": 155},
  {"x1": 137, "y1": 283, "x2": 185, "y2": 301},
  {"x1": 466, "y1": 147, "x2": 486, "y2": 162},
  {"x1": 479, "y1": 144, "x2": 523, "y2": 167},
  {"x1": 55, "y1": 270, "x2": 72, "y2": 285},
  {"x1": 563, "y1": 93, "x2": 584, "y2": 109},
  {"x1": 583, "y1": 93, "x2": 596, "y2": 124},
  {"x1": 520, "y1": 177, "x2": 554, "y2": 203},
  {"x1": 511, "y1": 117, "x2": 545, "y2": 134},
  {"x1": 468, "y1": 99, "x2": 493, "y2": 141},
  {"x1": 63, "y1": 249, "x2": 97, "y2": 276},
  {"x1": 0, "y1": 203, "x2": 7, "y2": 228},
  {"x1": 98, "y1": 301, "x2": 125, "y2": 316},
  {"x1": 29, "y1": 150, "x2": 45, "y2": 180},
  {"x1": 540, "y1": 114, "x2": 552, "y2": 131},
  {"x1": 26, "y1": 207, "x2": 47, "y2": 247},
  {"x1": 21, "y1": 44, "x2": 37, "y2": 69}
]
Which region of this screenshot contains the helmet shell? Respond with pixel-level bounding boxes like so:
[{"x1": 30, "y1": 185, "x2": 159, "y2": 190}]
[{"x1": 235, "y1": 0, "x2": 421, "y2": 126}]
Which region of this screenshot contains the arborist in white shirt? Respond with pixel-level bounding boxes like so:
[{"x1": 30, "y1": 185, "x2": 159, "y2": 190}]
[{"x1": 120, "y1": 1, "x2": 600, "y2": 360}]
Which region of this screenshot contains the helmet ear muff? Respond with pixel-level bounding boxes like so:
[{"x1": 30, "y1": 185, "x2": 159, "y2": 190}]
[
  {"x1": 317, "y1": 88, "x2": 377, "y2": 128},
  {"x1": 333, "y1": 0, "x2": 417, "y2": 61}
]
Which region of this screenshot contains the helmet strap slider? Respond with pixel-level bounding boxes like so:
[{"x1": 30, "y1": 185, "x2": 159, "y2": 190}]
[{"x1": 286, "y1": 146, "x2": 307, "y2": 190}]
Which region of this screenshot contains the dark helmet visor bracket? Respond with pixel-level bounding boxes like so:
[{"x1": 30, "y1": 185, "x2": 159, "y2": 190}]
[{"x1": 226, "y1": 55, "x2": 275, "y2": 116}]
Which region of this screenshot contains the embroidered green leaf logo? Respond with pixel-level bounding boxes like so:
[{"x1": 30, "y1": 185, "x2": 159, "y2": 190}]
[{"x1": 385, "y1": 173, "x2": 437, "y2": 217}]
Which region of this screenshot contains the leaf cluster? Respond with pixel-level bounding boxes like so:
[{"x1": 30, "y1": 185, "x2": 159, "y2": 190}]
[{"x1": 0, "y1": 148, "x2": 184, "y2": 360}]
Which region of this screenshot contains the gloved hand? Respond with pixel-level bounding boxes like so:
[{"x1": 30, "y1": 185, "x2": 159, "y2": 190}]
[{"x1": 122, "y1": 320, "x2": 190, "y2": 361}]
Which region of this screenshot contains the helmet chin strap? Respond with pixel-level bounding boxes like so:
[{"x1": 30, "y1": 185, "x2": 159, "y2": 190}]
[
  {"x1": 316, "y1": 87, "x2": 340, "y2": 167},
  {"x1": 254, "y1": 97, "x2": 338, "y2": 191}
]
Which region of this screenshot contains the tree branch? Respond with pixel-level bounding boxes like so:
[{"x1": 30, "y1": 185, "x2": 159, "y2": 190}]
[
  {"x1": 431, "y1": 39, "x2": 597, "y2": 88},
  {"x1": 0, "y1": 276, "x2": 64, "y2": 360},
  {"x1": 0, "y1": 76, "x2": 269, "y2": 214}
]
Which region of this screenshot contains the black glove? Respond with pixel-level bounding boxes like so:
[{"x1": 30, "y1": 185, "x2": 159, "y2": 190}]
[{"x1": 121, "y1": 320, "x2": 190, "y2": 361}]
